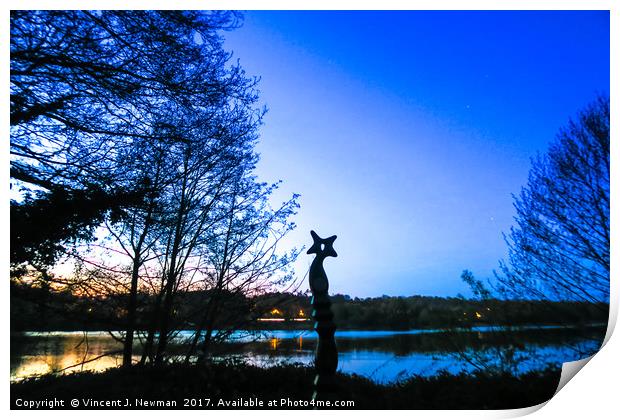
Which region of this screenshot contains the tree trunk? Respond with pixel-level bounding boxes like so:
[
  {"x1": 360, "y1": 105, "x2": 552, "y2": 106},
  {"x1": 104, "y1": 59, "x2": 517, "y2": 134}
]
[{"x1": 122, "y1": 255, "x2": 141, "y2": 367}]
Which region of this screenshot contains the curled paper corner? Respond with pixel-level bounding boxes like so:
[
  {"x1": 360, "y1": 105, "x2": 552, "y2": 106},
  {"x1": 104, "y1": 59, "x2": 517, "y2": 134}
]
[
  {"x1": 552, "y1": 298, "x2": 617, "y2": 397},
  {"x1": 602, "y1": 299, "x2": 618, "y2": 347},
  {"x1": 554, "y1": 355, "x2": 594, "y2": 395},
  {"x1": 499, "y1": 400, "x2": 549, "y2": 418}
]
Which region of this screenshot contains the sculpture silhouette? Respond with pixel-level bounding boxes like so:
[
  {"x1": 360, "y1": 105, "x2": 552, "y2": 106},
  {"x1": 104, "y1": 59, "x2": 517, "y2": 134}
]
[{"x1": 307, "y1": 230, "x2": 338, "y2": 401}]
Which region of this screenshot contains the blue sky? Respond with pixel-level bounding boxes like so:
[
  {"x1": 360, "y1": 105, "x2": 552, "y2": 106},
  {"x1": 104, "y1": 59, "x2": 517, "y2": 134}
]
[{"x1": 223, "y1": 11, "x2": 609, "y2": 298}]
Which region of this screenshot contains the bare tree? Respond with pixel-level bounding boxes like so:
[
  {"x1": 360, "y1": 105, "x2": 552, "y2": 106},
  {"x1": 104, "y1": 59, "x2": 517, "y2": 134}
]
[
  {"x1": 184, "y1": 174, "x2": 300, "y2": 363},
  {"x1": 496, "y1": 96, "x2": 609, "y2": 307},
  {"x1": 104, "y1": 139, "x2": 171, "y2": 366}
]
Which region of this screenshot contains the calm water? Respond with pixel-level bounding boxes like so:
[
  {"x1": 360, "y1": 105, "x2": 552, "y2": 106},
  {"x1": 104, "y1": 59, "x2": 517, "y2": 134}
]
[{"x1": 10, "y1": 326, "x2": 603, "y2": 383}]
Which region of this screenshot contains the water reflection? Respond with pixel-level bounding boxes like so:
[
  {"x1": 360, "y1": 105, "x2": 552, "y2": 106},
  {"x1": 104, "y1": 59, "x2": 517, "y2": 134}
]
[
  {"x1": 11, "y1": 326, "x2": 603, "y2": 384},
  {"x1": 10, "y1": 333, "x2": 129, "y2": 381}
]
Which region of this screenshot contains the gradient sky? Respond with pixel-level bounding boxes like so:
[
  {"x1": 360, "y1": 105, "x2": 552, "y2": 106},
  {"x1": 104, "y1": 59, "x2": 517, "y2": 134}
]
[{"x1": 222, "y1": 11, "x2": 609, "y2": 298}]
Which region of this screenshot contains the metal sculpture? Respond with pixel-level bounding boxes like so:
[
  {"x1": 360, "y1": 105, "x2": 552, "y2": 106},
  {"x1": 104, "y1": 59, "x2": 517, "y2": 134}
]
[{"x1": 307, "y1": 230, "x2": 338, "y2": 401}]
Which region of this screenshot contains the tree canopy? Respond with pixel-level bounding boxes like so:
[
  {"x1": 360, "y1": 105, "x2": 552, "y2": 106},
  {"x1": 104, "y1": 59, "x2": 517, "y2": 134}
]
[{"x1": 10, "y1": 10, "x2": 252, "y2": 269}]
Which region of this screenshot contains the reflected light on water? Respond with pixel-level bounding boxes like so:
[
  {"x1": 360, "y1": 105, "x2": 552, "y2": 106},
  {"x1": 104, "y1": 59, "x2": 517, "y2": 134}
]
[
  {"x1": 11, "y1": 354, "x2": 123, "y2": 381},
  {"x1": 10, "y1": 333, "x2": 138, "y2": 382}
]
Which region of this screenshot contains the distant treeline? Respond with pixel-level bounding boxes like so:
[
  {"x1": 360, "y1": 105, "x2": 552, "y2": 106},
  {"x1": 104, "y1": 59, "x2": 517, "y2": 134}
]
[
  {"x1": 11, "y1": 282, "x2": 607, "y2": 332},
  {"x1": 329, "y1": 295, "x2": 607, "y2": 330}
]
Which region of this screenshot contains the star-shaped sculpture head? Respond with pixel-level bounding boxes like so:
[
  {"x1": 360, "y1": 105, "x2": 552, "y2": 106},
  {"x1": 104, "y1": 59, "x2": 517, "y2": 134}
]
[{"x1": 307, "y1": 230, "x2": 337, "y2": 258}]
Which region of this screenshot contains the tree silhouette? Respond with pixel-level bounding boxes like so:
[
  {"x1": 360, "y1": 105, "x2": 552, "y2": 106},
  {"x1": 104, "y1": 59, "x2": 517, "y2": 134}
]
[
  {"x1": 10, "y1": 10, "x2": 243, "y2": 270},
  {"x1": 496, "y1": 97, "x2": 609, "y2": 305},
  {"x1": 11, "y1": 11, "x2": 300, "y2": 368}
]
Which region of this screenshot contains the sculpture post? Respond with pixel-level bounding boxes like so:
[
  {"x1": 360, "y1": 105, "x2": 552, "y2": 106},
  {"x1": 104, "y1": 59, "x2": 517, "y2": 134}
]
[{"x1": 307, "y1": 230, "x2": 338, "y2": 401}]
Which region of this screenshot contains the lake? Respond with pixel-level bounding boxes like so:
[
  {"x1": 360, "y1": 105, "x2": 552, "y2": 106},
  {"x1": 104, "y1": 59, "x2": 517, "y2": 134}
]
[{"x1": 10, "y1": 326, "x2": 603, "y2": 383}]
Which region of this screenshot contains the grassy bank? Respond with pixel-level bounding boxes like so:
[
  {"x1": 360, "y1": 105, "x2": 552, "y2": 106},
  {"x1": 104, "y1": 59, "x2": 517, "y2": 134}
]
[{"x1": 11, "y1": 362, "x2": 560, "y2": 410}]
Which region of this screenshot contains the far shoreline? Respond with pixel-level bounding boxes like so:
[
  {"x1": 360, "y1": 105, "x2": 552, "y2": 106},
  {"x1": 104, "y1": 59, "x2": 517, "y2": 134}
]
[{"x1": 11, "y1": 322, "x2": 608, "y2": 335}]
